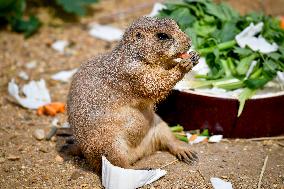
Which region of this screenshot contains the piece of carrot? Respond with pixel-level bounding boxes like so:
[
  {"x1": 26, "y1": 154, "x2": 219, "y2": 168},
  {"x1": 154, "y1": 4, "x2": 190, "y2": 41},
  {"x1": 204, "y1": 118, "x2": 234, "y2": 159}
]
[
  {"x1": 37, "y1": 106, "x2": 44, "y2": 115},
  {"x1": 189, "y1": 134, "x2": 198, "y2": 142},
  {"x1": 178, "y1": 52, "x2": 190, "y2": 59},
  {"x1": 203, "y1": 138, "x2": 209, "y2": 143},
  {"x1": 49, "y1": 102, "x2": 65, "y2": 113},
  {"x1": 281, "y1": 16, "x2": 284, "y2": 29},
  {"x1": 44, "y1": 105, "x2": 57, "y2": 116},
  {"x1": 37, "y1": 102, "x2": 65, "y2": 116}
]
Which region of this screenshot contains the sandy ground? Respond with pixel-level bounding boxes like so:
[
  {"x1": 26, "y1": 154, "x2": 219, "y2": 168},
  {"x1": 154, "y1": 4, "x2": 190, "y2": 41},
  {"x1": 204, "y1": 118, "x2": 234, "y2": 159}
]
[{"x1": 0, "y1": 0, "x2": 284, "y2": 188}]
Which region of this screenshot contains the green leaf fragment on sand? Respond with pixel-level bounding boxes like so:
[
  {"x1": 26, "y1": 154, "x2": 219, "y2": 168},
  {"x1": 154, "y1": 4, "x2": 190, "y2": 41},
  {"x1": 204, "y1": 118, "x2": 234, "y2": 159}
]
[
  {"x1": 56, "y1": 0, "x2": 99, "y2": 16},
  {"x1": 174, "y1": 133, "x2": 189, "y2": 143},
  {"x1": 170, "y1": 124, "x2": 184, "y2": 132},
  {"x1": 10, "y1": 15, "x2": 41, "y2": 37},
  {"x1": 200, "y1": 129, "x2": 209, "y2": 136}
]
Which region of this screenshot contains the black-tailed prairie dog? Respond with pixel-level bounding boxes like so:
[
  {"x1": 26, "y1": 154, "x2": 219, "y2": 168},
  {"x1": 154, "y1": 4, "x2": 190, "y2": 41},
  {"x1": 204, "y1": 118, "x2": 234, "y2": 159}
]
[{"x1": 67, "y1": 16, "x2": 200, "y2": 171}]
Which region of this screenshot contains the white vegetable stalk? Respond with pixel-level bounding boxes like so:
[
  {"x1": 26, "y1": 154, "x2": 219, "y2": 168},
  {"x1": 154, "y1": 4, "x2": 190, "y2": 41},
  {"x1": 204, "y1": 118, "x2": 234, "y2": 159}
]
[{"x1": 235, "y1": 22, "x2": 278, "y2": 54}]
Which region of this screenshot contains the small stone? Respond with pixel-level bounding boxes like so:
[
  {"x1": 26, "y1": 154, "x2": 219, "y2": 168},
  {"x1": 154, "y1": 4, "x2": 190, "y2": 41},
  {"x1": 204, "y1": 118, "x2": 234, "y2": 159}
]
[
  {"x1": 262, "y1": 140, "x2": 273, "y2": 146},
  {"x1": 55, "y1": 155, "x2": 64, "y2": 162},
  {"x1": 221, "y1": 175, "x2": 228, "y2": 179},
  {"x1": 70, "y1": 170, "x2": 83, "y2": 180},
  {"x1": 0, "y1": 157, "x2": 5, "y2": 163},
  {"x1": 39, "y1": 146, "x2": 49, "y2": 153},
  {"x1": 56, "y1": 128, "x2": 72, "y2": 136},
  {"x1": 17, "y1": 145, "x2": 24, "y2": 151},
  {"x1": 7, "y1": 155, "x2": 20, "y2": 161},
  {"x1": 51, "y1": 118, "x2": 59, "y2": 127},
  {"x1": 33, "y1": 129, "x2": 45, "y2": 140},
  {"x1": 61, "y1": 122, "x2": 70, "y2": 128},
  {"x1": 45, "y1": 126, "x2": 57, "y2": 140},
  {"x1": 25, "y1": 60, "x2": 37, "y2": 69},
  {"x1": 51, "y1": 136, "x2": 57, "y2": 142}
]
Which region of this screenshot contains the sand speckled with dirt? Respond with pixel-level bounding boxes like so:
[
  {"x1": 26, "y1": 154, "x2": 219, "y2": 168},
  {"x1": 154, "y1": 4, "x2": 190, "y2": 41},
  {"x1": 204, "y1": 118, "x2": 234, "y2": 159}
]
[{"x1": 0, "y1": 0, "x2": 284, "y2": 188}]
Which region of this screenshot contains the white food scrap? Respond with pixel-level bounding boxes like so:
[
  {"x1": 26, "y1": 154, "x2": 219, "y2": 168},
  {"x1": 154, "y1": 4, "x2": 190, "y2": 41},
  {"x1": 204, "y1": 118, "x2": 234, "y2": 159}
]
[
  {"x1": 89, "y1": 24, "x2": 123, "y2": 42},
  {"x1": 51, "y1": 68, "x2": 78, "y2": 83},
  {"x1": 148, "y1": 3, "x2": 166, "y2": 17},
  {"x1": 186, "y1": 133, "x2": 207, "y2": 144},
  {"x1": 102, "y1": 156, "x2": 166, "y2": 189},
  {"x1": 208, "y1": 135, "x2": 223, "y2": 143},
  {"x1": 51, "y1": 40, "x2": 69, "y2": 54},
  {"x1": 18, "y1": 71, "x2": 29, "y2": 80},
  {"x1": 25, "y1": 60, "x2": 37, "y2": 69},
  {"x1": 210, "y1": 177, "x2": 233, "y2": 189},
  {"x1": 8, "y1": 79, "x2": 51, "y2": 109}
]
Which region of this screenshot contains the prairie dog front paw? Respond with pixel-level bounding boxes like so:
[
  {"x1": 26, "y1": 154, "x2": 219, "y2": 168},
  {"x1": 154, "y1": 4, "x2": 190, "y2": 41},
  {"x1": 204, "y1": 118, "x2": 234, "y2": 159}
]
[
  {"x1": 168, "y1": 141, "x2": 198, "y2": 165},
  {"x1": 188, "y1": 51, "x2": 200, "y2": 66},
  {"x1": 177, "y1": 51, "x2": 200, "y2": 73}
]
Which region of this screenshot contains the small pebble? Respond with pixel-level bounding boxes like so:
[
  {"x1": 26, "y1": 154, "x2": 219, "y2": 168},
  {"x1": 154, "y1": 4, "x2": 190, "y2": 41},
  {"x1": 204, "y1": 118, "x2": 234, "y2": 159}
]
[
  {"x1": 39, "y1": 146, "x2": 49, "y2": 153},
  {"x1": 70, "y1": 169, "x2": 83, "y2": 180},
  {"x1": 33, "y1": 129, "x2": 45, "y2": 140},
  {"x1": 61, "y1": 122, "x2": 70, "y2": 128},
  {"x1": 18, "y1": 71, "x2": 29, "y2": 80},
  {"x1": 25, "y1": 60, "x2": 37, "y2": 69},
  {"x1": 0, "y1": 157, "x2": 5, "y2": 163},
  {"x1": 55, "y1": 155, "x2": 64, "y2": 162},
  {"x1": 80, "y1": 184, "x2": 88, "y2": 188},
  {"x1": 51, "y1": 136, "x2": 57, "y2": 142},
  {"x1": 56, "y1": 128, "x2": 72, "y2": 136},
  {"x1": 51, "y1": 118, "x2": 59, "y2": 127},
  {"x1": 45, "y1": 126, "x2": 57, "y2": 141},
  {"x1": 7, "y1": 155, "x2": 20, "y2": 161}
]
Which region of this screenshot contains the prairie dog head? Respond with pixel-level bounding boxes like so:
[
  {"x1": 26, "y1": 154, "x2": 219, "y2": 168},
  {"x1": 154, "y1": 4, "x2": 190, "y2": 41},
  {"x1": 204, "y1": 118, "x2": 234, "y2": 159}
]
[{"x1": 121, "y1": 16, "x2": 191, "y2": 66}]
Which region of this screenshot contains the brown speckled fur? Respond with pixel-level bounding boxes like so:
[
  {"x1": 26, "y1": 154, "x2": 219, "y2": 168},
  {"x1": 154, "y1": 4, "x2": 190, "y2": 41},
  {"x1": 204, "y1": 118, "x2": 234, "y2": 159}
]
[{"x1": 67, "y1": 17, "x2": 199, "y2": 172}]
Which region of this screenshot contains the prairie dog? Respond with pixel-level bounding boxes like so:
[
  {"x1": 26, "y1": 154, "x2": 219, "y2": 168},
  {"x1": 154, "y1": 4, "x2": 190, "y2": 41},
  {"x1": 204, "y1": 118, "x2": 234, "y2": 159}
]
[{"x1": 67, "y1": 16, "x2": 199, "y2": 171}]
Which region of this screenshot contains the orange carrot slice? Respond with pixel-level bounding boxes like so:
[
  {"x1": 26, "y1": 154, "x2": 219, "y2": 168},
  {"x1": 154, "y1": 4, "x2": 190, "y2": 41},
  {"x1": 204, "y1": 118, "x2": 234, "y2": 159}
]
[
  {"x1": 178, "y1": 52, "x2": 190, "y2": 59},
  {"x1": 37, "y1": 102, "x2": 65, "y2": 116},
  {"x1": 189, "y1": 134, "x2": 198, "y2": 142},
  {"x1": 281, "y1": 16, "x2": 284, "y2": 29},
  {"x1": 37, "y1": 106, "x2": 44, "y2": 116},
  {"x1": 44, "y1": 105, "x2": 57, "y2": 116}
]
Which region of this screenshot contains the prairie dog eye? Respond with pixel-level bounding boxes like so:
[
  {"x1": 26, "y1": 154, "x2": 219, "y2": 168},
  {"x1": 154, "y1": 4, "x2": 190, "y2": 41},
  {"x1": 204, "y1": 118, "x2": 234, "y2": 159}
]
[{"x1": 156, "y1": 33, "x2": 171, "y2": 40}]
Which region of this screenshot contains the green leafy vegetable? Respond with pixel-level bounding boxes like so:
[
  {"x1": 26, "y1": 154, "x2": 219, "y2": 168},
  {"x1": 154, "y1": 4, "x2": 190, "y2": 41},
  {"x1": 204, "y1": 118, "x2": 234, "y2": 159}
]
[
  {"x1": 158, "y1": 0, "x2": 284, "y2": 116},
  {"x1": 200, "y1": 129, "x2": 209, "y2": 137},
  {"x1": 56, "y1": 0, "x2": 99, "y2": 16},
  {"x1": 0, "y1": 0, "x2": 99, "y2": 37},
  {"x1": 238, "y1": 88, "x2": 256, "y2": 117},
  {"x1": 9, "y1": 15, "x2": 41, "y2": 37},
  {"x1": 170, "y1": 124, "x2": 184, "y2": 132},
  {"x1": 236, "y1": 54, "x2": 258, "y2": 75},
  {"x1": 173, "y1": 133, "x2": 189, "y2": 142},
  {"x1": 0, "y1": 0, "x2": 41, "y2": 37},
  {"x1": 170, "y1": 124, "x2": 188, "y2": 142}
]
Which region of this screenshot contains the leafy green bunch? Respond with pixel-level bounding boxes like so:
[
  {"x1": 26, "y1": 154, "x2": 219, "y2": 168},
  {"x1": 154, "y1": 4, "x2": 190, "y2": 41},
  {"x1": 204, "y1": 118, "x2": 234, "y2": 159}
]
[
  {"x1": 0, "y1": 0, "x2": 98, "y2": 37},
  {"x1": 158, "y1": 0, "x2": 284, "y2": 116}
]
